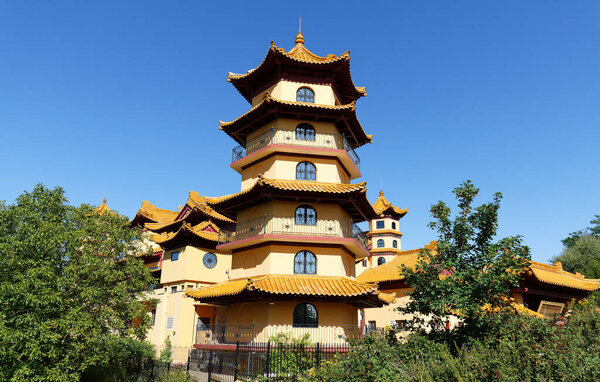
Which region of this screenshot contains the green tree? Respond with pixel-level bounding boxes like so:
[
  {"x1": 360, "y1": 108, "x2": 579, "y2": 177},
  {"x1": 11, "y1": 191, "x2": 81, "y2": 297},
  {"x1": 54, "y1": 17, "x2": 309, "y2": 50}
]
[
  {"x1": 0, "y1": 185, "x2": 156, "y2": 381},
  {"x1": 562, "y1": 214, "x2": 600, "y2": 248},
  {"x1": 552, "y1": 235, "x2": 600, "y2": 279},
  {"x1": 399, "y1": 181, "x2": 531, "y2": 335}
]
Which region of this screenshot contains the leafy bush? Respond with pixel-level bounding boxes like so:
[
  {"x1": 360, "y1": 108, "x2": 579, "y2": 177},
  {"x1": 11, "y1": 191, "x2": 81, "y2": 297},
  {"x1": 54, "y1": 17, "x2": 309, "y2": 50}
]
[{"x1": 305, "y1": 301, "x2": 600, "y2": 381}]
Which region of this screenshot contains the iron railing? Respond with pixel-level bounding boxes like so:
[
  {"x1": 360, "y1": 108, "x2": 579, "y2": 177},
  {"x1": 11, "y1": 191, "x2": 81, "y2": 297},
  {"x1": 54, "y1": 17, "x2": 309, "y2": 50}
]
[
  {"x1": 217, "y1": 215, "x2": 368, "y2": 250},
  {"x1": 194, "y1": 323, "x2": 381, "y2": 346},
  {"x1": 231, "y1": 128, "x2": 360, "y2": 169}
]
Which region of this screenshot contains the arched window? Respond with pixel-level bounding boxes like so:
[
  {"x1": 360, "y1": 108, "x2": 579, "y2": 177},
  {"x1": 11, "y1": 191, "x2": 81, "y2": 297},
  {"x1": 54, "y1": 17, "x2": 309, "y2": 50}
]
[
  {"x1": 293, "y1": 303, "x2": 318, "y2": 327},
  {"x1": 295, "y1": 205, "x2": 317, "y2": 225},
  {"x1": 296, "y1": 87, "x2": 315, "y2": 103},
  {"x1": 296, "y1": 161, "x2": 316, "y2": 180},
  {"x1": 393, "y1": 240, "x2": 398, "y2": 248},
  {"x1": 392, "y1": 222, "x2": 396, "y2": 230},
  {"x1": 294, "y1": 250, "x2": 316, "y2": 274},
  {"x1": 378, "y1": 257, "x2": 386, "y2": 265},
  {"x1": 296, "y1": 123, "x2": 315, "y2": 141},
  {"x1": 377, "y1": 239, "x2": 385, "y2": 248}
]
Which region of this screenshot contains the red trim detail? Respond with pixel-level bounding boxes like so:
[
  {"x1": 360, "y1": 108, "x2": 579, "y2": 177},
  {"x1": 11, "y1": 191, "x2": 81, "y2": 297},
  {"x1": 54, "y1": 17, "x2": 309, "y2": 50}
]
[{"x1": 216, "y1": 234, "x2": 370, "y2": 257}]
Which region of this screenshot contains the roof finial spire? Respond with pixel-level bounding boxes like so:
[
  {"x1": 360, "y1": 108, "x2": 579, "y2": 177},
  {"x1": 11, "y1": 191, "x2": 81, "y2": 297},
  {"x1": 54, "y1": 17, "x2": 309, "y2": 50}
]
[{"x1": 295, "y1": 16, "x2": 304, "y2": 45}]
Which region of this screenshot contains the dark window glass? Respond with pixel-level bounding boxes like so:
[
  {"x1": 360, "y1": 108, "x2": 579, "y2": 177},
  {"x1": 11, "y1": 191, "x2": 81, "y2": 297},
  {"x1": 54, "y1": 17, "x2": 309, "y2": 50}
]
[
  {"x1": 296, "y1": 161, "x2": 316, "y2": 180},
  {"x1": 296, "y1": 123, "x2": 315, "y2": 141},
  {"x1": 377, "y1": 239, "x2": 385, "y2": 248},
  {"x1": 171, "y1": 251, "x2": 179, "y2": 261},
  {"x1": 295, "y1": 205, "x2": 317, "y2": 225},
  {"x1": 393, "y1": 240, "x2": 398, "y2": 248},
  {"x1": 296, "y1": 87, "x2": 315, "y2": 103},
  {"x1": 294, "y1": 250, "x2": 316, "y2": 274},
  {"x1": 376, "y1": 221, "x2": 385, "y2": 229},
  {"x1": 293, "y1": 303, "x2": 318, "y2": 327},
  {"x1": 378, "y1": 257, "x2": 386, "y2": 265},
  {"x1": 392, "y1": 222, "x2": 396, "y2": 230}
]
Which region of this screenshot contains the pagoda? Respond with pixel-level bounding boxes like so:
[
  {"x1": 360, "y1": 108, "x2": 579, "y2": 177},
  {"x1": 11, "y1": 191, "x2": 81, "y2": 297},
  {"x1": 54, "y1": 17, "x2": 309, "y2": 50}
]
[{"x1": 185, "y1": 32, "x2": 393, "y2": 343}]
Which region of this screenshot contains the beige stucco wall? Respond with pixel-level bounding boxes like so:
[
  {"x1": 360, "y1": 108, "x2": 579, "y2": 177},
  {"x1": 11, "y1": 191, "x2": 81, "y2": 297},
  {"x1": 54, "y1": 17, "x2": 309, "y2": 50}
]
[
  {"x1": 229, "y1": 243, "x2": 355, "y2": 279},
  {"x1": 236, "y1": 200, "x2": 350, "y2": 225},
  {"x1": 160, "y1": 246, "x2": 231, "y2": 285},
  {"x1": 369, "y1": 217, "x2": 400, "y2": 232},
  {"x1": 371, "y1": 236, "x2": 401, "y2": 250},
  {"x1": 145, "y1": 285, "x2": 209, "y2": 364},
  {"x1": 251, "y1": 80, "x2": 338, "y2": 107}
]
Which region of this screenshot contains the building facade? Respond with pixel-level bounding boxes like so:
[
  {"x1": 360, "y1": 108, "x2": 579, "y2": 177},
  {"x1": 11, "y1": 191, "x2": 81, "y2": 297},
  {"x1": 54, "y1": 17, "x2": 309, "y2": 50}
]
[{"x1": 128, "y1": 33, "x2": 600, "y2": 363}]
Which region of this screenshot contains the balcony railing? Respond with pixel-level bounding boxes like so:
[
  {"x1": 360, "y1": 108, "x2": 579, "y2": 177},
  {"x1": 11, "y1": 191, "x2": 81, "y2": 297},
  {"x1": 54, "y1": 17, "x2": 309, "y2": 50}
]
[
  {"x1": 195, "y1": 323, "x2": 383, "y2": 345},
  {"x1": 217, "y1": 215, "x2": 368, "y2": 251},
  {"x1": 231, "y1": 128, "x2": 360, "y2": 169}
]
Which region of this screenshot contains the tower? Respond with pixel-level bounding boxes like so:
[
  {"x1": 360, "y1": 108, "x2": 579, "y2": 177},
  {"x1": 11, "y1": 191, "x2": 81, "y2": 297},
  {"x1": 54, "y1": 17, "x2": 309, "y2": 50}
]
[
  {"x1": 366, "y1": 190, "x2": 408, "y2": 267},
  {"x1": 186, "y1": 32, "x2": 392, "y2": 342}
]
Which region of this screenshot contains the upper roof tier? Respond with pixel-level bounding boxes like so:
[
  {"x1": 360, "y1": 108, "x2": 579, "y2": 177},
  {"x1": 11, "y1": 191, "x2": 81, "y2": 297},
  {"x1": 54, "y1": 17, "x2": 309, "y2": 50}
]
[
  {"x1": 372, "y1": 190, "x2": 409, "y2": 219},
  {"x1": 219, "y1": 93, "x2": 372, "y2": 148},
  {"x1": 228, "y1": 32, "x2": 366, "y2": 105}
]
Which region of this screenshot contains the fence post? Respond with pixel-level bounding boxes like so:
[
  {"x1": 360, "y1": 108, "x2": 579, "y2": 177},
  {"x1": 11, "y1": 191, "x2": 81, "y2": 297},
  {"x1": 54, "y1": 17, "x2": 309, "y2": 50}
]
[
  {"x1": 234, "y1": 341, "x2": 240, "y2": 381},
  {"x1": 266, "y1": 341, "x2": 271, "y2": 379},
  {"x1": 316, "y1": 342, "x2": 320, "y2": 368},
  {"x1": 207, "y1": 350, "x2": 213, "y2": 382}
]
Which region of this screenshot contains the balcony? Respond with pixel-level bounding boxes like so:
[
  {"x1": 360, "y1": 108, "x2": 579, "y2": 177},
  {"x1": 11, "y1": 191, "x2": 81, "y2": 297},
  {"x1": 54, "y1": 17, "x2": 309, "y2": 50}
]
[
  {"x1": 216, "y1": 215, "x2": 369, "y2": 257},
  {"x1": 194, "y1": 323, "x2": 381, "y2": 346},
  {"x1": 230, "y1": 128, "x2": 361, "y2": 178}
]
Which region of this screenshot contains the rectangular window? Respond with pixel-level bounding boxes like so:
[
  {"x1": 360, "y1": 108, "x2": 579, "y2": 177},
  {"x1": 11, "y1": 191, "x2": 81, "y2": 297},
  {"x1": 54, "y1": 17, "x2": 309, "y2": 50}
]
[
  {"x1": 171, "y1": 251, "x2": 179, "y2": 261},
  {"x1": 368, "y1": 320, "x2": 376, "y2": 329},
  {"x1": 166, "y1": 317, "x2": 174, "y2": 329},
  {"x1": 376, "y1": 221, "x2": 385, "y2": 229},
  {"x1": 151, "y1": 310, "x2": 156, "y2": 326},
  {"x1": 171, "y1": 286, "x2": 177, "y2": 293}
]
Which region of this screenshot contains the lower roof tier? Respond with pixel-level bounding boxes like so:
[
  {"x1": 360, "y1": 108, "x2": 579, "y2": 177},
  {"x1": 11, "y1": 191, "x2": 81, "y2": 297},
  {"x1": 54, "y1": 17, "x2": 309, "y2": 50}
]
[
  {"x1": 186, "y1": 274, "x2": 394, "y2": 308},
  {"x1": 205, "y1": 176, "x2": 378, "y2": 222}
]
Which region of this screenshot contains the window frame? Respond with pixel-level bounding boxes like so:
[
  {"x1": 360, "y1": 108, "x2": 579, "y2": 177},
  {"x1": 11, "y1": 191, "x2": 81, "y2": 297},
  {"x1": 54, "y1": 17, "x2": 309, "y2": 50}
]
[
  {"x1": 377, "y1": 257, "x2": 386, "y2": 265},
  {"x1": 295, "y1": 205, "x2": 317, "y2": 226},
  {"x1": 171, "y1": 251, "x2": 179, "y2": 261},
  {"x1": 377, "y1": 239, "x2": 385, "y2": 248},
  {"x1": 293, "y1": 303, "x2": 318, "y2": 328},
  {"x1": 376, "y1": 221, "x2": 385, "y2": 229},
  {"x1": 296, "y1": 87, "x2": 315, "y2": 103},
  {"x1": 392, "y1": 240, "x2": 398, "y2": 249},
  {"x1": 294, "y1": 250, "x2": 317, "y2": 274},
  {"x1": 296, "y1": 161, "x2": 316, "y2": 181},
  {"x1": 295, "y1": 123, "x2": 316, "y2": 141}
]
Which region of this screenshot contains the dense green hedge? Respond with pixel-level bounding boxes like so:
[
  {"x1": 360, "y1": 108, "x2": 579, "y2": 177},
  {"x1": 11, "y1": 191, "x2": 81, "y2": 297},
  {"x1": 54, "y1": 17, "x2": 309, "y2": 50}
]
[{"x1": 304, "y1": 300, "x2": 600, "y2": 382}]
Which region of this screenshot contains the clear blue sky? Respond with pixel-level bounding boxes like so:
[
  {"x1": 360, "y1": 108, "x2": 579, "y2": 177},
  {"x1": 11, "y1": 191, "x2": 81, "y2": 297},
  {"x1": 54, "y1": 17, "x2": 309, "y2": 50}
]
[{"x1": 1, "y1": 1, "x2": 598, "y2": 263}]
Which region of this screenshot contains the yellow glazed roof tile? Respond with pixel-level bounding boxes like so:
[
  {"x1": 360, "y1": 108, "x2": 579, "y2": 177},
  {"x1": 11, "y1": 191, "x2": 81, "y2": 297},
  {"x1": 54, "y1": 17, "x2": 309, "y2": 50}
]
[
  {"x1": 135, "y1": 201, "x2": 179, "y2": 224},
  {"x1": 93, "y1": 198, "x2": 113, "y2": 215},
  {"x1": 218, "y1": 93, "x2": 357, "y2": 130},
  {"x1": 151, "y1": 222, "x2": 219, "y2": 244},
  {"x1": 372, "y1": 190, "x2": 408, "y2": 218},
  {"x1": 206, "y1": 177, "x2": 367, "y2": 205},
  {"x1": 186, "y1": 274, "x2": 389, "y2": 301},
  {"x1": 529, "y1": 261, "x2": 600, "y2": 291},
  {"x1": 227, "y1": 34, "x2": 355, "y2": 81}
]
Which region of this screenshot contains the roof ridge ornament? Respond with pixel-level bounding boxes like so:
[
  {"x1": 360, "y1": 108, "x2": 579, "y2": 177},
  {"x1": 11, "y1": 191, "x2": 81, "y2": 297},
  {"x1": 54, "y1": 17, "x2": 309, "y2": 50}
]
[{"x1": 295, "y1": 31, "x2": 304, "y2": 45}]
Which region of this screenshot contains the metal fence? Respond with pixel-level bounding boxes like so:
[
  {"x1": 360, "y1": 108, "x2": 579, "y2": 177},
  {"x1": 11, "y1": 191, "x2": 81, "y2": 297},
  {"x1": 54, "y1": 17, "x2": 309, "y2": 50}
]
[
  {"x1": 217, "y1": 215, "x2": 368, "y2": 250},
  {"x1": 188, "y1": 341, "x2": 352, "y2": 382},
  {"x1": 231, "y1": 127, "x2": 361, "y2": 169}
]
